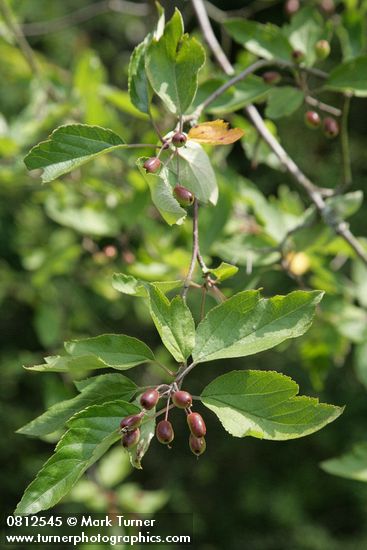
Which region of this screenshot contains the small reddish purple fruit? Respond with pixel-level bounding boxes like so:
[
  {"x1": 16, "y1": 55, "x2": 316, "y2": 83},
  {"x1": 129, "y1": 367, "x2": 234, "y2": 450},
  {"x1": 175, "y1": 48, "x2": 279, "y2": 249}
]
[
  {"x1": 284, "y1": 0, "x2": 300, "y2": 16},
  {"x1": 143, "y1": 157, "x2": 161, "y2": 173},
  {"x1": 189, "y1": 434, "x2": 206, "y2": 456},
  {"x1": 323, "y1": 117, "x2": 339, "y2": 138},
  {"x1": 305, "y1": 111, "x2": 321, "y2": 129},
  {"x1": 187, "y1": 412, "x2": 206, "y2": 438},
  {"x1": 120, "y1": 413, "x2": 143, "y2": 432},
  {"x1": 172, "y1": 132, "x2": 187, "y2": 147},
  {"x1": 140, "y1": 389, "x2": 160, "y2": 410},
  {"x1": 172, "y1": 390, "x2": 192, "y2": 410},
  {"x1": 173, "y1": 185, "x2": 194, "y2": 207},
  {"x1": 156, "y1": 420, "x2": 174, "y2": 444},
  {"x1": 292, "y1": 49, "x2": 305, "y2": 63},
  {"x1": 319, "y1": 0, "x2": 335, "y2": 15},
  {"x1": 262, "y1": 71, "x2": 281, "y2": 85},
  {"x1": 122, "y1": 428, "x2": 140, "y2": 448}
]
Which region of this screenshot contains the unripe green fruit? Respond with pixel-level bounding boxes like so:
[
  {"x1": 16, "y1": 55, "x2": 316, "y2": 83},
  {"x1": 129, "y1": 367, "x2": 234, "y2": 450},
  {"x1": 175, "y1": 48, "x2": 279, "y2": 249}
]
[
  {"x1": 292, "y1": 49, "x2": 305, "y2": 63},
  {"x1": 323, "y1": 117, "x2": 339, "y2": 138},
  {"x1": 284, "y1": 0, "x2": 300, "y2": 16},
  {"x1": 120, "y1": 412, "x2": 143, "y2": 432},
  {"x1": 156, "y1": 420, "x2": 174, "y2": 444},
  {"x1": 315, "y1": 39, "x2": 330, "y2": 60},
  {"x1": 305, "y1": 111, "x2": 321, "y2": 129},
  {"x1": 172, "y1": 390, "x2": 192, "y2": 409},
  {"x1": 172, "y1": 132, "x2": 187, "y2": 147},
  {"x1": 143, "y1": 157, "x2": 161, "y2": 173},
  {"x1": 262, "y1": 71, "x2": 281, "y2": 85},
  {"x1": 140, "y1": 389, "x2": 160, "y2": 410},
  {"x1": 122, "y1": 428, "x2": 140, "y2": 448},
  {"x1": 187, "y1": 412, "x2": 206, "y2": 438},
  {"x1": 173, "y1": 185, "x2": 194, "y2": 207},
  {"x1": 189, "y1": 434, "x2": 206, "y2": 456}
]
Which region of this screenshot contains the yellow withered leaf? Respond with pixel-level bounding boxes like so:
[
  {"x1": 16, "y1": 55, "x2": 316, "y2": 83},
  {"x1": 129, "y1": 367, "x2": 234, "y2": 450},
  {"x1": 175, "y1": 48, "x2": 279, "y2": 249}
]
[{"x1": 187, "y1": 119, "x2": 245, "y2": 145}]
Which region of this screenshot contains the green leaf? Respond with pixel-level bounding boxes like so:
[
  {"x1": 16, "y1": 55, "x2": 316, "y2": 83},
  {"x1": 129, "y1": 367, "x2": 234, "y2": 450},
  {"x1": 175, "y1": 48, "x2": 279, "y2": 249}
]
[
  {"x1": 265, "y1": 87, "x2": 304, "y2": 119},
  {"x1": 193, "y1": 75, "x2": 272, "y2": 115},
  {"x1": 233, "y1": 115, "x2": 282, "y2": 170},
  {"x1": 137, "y1": 158, "x2": 187, "y2": 226},
  {"x1": 321, "y1": 442, "x2": 367, "y2": 481},
  {"x1": 15, "y1": 400, "x2": 139, "y2": 515},
  {"x1": 174, "y1": 141, "x2": 218, "y2": 205},
  {"x1": 325, "y1": 56, "x2": 367, "y2": 97},
  {"x1": 128, "y1": 41, "x2": 153, "y2": 114},
  {"x1": 112, "y1": 273, "x2": 182, "y2": 297},
  {"x1": 24, "y1": 124, "x2": 128, "y2": 183},
  {"x1": 283, "y1": 7, "x2": 324, "y2": 66},
  {"x1": 24, "y1": 354, "x2": 109, "y2": 375},
  {"x1": 325, "y1": 190, "x2": 363, "y2": 220},
  {"x1": 65, "y1": 334, "x2": 155, "y2": 369},
  {"x1": 145, "y1": 9, "x2": 205, "y2": 114},
  {"x1": 17, "y1": 374, "x2": 137, "y2": 437},
  {"x1": 337, "y1": 10, "x2": 366, "y2": 61},
  {"x1": 224, "y1": 19, "x2": 292, "y2": 61},
  {"x1": 193, "y1": 290, "x2": 323, "y2": 364},
  {"x1": 127, "y1": 408, "x2": 156, "y2": 470},
  {"x1": 354, "y1": 342, "x2": 367, "y2": 389},
  {"x1": 148, "y1": 285, "x2": 195, "y2": 363},
  {"x1": 201, "y1": 370, "x2": 343, "y2": 440},
  {"x1": 209, "y1": 262, "x2": 239, "y2": 282},
  {"x1": 45, "y1": 194, "x2": 121, "y2": 237}
]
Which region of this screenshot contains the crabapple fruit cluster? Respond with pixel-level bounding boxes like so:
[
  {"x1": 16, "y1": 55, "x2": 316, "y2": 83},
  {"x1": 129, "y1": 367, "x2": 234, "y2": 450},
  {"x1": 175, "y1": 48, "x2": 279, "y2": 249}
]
[
  {"x1": 304, "y1": 111, "x2": 339, "y2": 138},
  {"x1": 119, "y1": 387, "x2": 207, "y2": 456}
]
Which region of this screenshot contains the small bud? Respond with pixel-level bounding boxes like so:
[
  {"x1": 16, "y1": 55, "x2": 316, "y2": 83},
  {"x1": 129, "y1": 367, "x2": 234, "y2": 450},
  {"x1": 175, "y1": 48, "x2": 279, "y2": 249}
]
[
  {"x1": 189, "y1": 434, "x2": 206, "y2": 456},
  {"x1": 140, "y1": 389, "x2": 160, "y2": 410},
  {"x1": 172, "y1": 390, "x2": 192, "y2": 410},
  {"x1": 262, "y1": 71, "x2": 281, "y2": 85},
  {"x1": 323, "y1": 117, "x2": 339, "y2": 138},
  {"x1": 120, "y1": 412, "x2": 143, "y2": 432},
  {"x1": 315, "y1": 39, "x2": 330, "y2": 60},
  {"x1": 304, "y1": 111, "x2": 321, "y2": 129},
  {"x1": 187, "y1": 412, "x2": 206, "y2": 438},
  {"x1": 172, "y1": 132, "x2": 187, "y2": 147},
  {"x1": 292, "y1": 49, "x2": 305, "y2": 63},
  {"x1": 103, "y1": 245, "x2": 118, "y2": 258},
  {"x1": 284, "y1": 0, "x2": 300, "y2": 17},
  {"x1": 143, "y1": 157, "x2": 161, "y2": 173},
  {"x1": 173, "y1": 185, "x2": 194, "y2": 207},
  {"x1": 156, "y1": 420, "x2": 174, "y2": 444},
  {"x1": 319, "y1": 0, "x2": 335, "y2": 15},
  {"x1": 122, "y1": 428, "x2": 140, "y2": 448}
]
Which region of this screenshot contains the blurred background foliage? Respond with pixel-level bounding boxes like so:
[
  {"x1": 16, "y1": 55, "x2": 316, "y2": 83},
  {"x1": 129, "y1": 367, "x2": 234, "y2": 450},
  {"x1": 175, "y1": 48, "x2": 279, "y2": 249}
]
[{"x1": 1, "y1": 0, "x2": 367, "y2": 548}]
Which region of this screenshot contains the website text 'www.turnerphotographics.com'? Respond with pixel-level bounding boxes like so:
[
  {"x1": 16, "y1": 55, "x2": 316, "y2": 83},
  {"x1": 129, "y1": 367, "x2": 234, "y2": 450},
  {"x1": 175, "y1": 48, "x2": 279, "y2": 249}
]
[{"x1": 2, "y1": 513, "x2": 193, "y2": 546}]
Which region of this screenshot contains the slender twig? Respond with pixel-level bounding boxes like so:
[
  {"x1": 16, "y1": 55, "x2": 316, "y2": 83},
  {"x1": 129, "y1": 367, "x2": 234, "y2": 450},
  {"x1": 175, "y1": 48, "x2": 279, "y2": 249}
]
[
  {"x1": 305, "y1": 95, "x2": 342, "y2": 117},
  {"x1": 185, "y1": 58, "x2": 328, "y2": 124},
  {"x1": 176, "y1": 362, "x2": 197, "y2": 384},
  {"x1": 204, "y1": 0, "x2": 282, "y2": 22},
  {"x1": 0, "y1": 0, "x2": 40, "y2": 76},
  {"x1": 339, "y1": 94, "x2": 352, "y2": 190},
  {"x1": 122, "y1": 143, "x2": 163, "y2": 149},
  {"x1": 154, "y1": 403, "x2": 175, "y2": 420},
  {"x1": 21, "y1": 0, "x2": 150, "y2": 36},
  {"x1": 182, "y1": 199, "x2": 200, "y2": 299},
  {"x1": 151, "y1": 361, "x2": 175, "y2": 377},
  {"x1": 192, "y1": 0, "x2": 234, "y2": 75},
  {"x1": 191, "y1": 0, "x2": 367, "y2": 266},
  {"x1": 200, "y1": 287, "x2": 207, "y2": 320}
]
